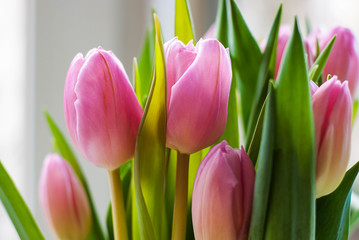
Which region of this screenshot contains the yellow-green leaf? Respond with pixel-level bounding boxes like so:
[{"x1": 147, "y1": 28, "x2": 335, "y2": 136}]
[
  {"x1": 175, "y1": 0, "x2": 195, "y2": 44},
  {"x1": 134, "y1": 14, "x2": 168, "y2": 240}
]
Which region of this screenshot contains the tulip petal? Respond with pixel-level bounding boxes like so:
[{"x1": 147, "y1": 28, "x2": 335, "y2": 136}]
[
  {"x1": 64, "y1": 54, "x2": 85, "y2": 148},
  {"x1": 74, "y1": 49, "x2": 142, "y2": 170},
  {"x1": 313, "y1": 78, "x2": 352, "y2": 198},
  {"x1": 192, "y1": 142, "x2": 255, "y2": 240},
  {"x1": 167, "y1": 39, "x2": 232, "y2": 154}
]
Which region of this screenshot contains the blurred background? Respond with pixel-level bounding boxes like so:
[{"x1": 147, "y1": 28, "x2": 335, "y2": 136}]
[{"x1": 1, "y1": 0, "x2": 359, "y2": 239}]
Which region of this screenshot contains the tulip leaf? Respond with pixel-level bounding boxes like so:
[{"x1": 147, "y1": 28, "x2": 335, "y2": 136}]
[
  {"x1": 309, "y1": 35, "x2": 336, "y2": 84},
  {"x1": 175, "y1": 0, "x2": 195, "y2": 44},
  {"x1": 247, "y1": 93, "x2": 268, "y2": 166},
  {"x1": 137, "y1": 24, "x2": 155, "y2": 107},
  {"x1": 316, "y1": 161, "x2": 359, "y2": 240},
  {"x1": 246, "y1": 5, "x2": 282, "y2": 154},
  {"x1": 214, "y1": 0, "x2": 239, "y2": 148},
  {"x1": 134, "y1": 14, "x2": 168, "y2": 240},
  {"x1": 228, "y1": 0, "x2": 262, "y2": 135},
  {"x1": 249, "y1": 83, "x2": 275, "y2": 239},
  {"x1": 0, "y1": 161, "x2": 44, "y2": 240},
  {"x1": 44, "y1": 112, "x2": 105, "y2": 240},
  {"x1": 264, "y1": 19, "x2": 316, "y2": 239},
  {"x1": 353, "y1": 98, "x2": 358, "y2": 122}
]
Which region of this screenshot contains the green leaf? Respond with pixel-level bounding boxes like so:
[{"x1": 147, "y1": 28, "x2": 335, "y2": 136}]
[
  {"x1": 228, "y1": 0, "x2": 262, "y2": 135},
  {"x1": 134, "y1": 14, "x2": 168, "y2": 240},
  {"x1": 249, "y1": 83, "x2": 275, "y2": 239},
  {"x1": 316, "y1": 161, "x2": 359, "y2": 239},
  {"x1": 246, "y1": 5, "x2": 282, "y2": 152},
  {"x1": 309, "y1": 35, "x2": 336, "y2": 84},
  {"x1": 264, "y1": 19, "x2": 316, "y2": 239},
  {"x1": 44, "y1": 112, "x2": 105, "y2": 240},
  {"x1": 175, "y1": 0, "x2": 195, "y2": 44},
  {"x1": 214, "y1": 0, "x2": 239, "y2": 148},
  {"x1": 0, "y1": 161, "x2": 44, "y2": 240},
  {"x1": 353, "y1": 98, "x2": 358, "y2": 123},
  {"x1": 137, "y1": 24, "x2": 155, "y2": 107},
  {"x1": 247, "y1": 93, "x2": 268, "y2": 166},
  {"x1": 106, "y1": 203, "x2": 114, "y2": 240}
]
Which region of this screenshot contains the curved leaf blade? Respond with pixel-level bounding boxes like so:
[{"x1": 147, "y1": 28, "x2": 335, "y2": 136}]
[
  {"x1": 264, "y1": 19, "x2": 316, "y2": 239},
  {"x1": 309, "y1": 35, "x2": 336, "y2": 84},
  {"x1": 134, "y1": 14, "x2": 168, "y2": 240},
  {"x1": 228, "y1": 0, "x2": 262, "y2": 134},
  {"x1": 316, "y1": 161, "x2": 359, "y2": 240},
  {"x1": 249, "y1": 83, "x2": 275, "y2": 239},
  {"x1": 0, "y1": 161, "x2": 44, "y2": 240},
  {"x1": 246, "y1": 5, "x2": 282, "y2": 151},
  {"x1": 175, "y1": 0, "x2": 195, "y2": 44}
]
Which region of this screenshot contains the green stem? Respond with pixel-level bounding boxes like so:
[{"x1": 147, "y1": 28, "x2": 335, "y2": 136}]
[
  {"x1": 171, "y1": 152, "x2": 190, "y2": 240},
  {"x1": 108, "y1": 170, "x2": 128, "y2": 240}
]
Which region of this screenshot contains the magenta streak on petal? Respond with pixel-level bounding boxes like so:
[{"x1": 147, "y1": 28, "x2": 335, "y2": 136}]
[{"x1": 98, "y1": 50, "x2": 119, "y2": 152}]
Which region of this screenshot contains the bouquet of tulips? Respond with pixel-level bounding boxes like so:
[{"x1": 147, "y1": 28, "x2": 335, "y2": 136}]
[{"x1": 1, "y1": 0, "x2": 359, "y2": 239}]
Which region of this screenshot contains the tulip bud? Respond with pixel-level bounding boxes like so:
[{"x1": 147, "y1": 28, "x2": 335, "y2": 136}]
[
  {"x1": 64, "y1": 47, "x2": 143, "y2": 170},
  {"x1": 261, "y1": 25, "x2": 314, "y2": 79},
  {"x1": 192, "y1": 141, "x2": 255, "y2": 240},
  {"x1": 39, "y1": 154, "x2": 91, "y2": 240},
  {"x1": 164, "y1": 38, "x2": 232, "y2": 154},
  {"x1": 311, "y1": 77, "x2": 352, "y2": 198},
  {"x1": 311, "y1": 26, "x2": 359, "y2": 97}
]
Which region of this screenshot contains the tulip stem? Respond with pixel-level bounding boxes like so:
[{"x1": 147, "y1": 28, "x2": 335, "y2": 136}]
[
  {"x1": 171, "y1": 152, "x2": 190, "y2": 240},
  {"x1": 108, "y1": 169, "x2": 128, "y2": 240}
]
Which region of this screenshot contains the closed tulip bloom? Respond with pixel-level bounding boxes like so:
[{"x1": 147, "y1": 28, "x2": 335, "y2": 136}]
[
  {"x1": 64, "y1": 47, "x2": 143, "y2": 170},
  {"x1": 192, "y1": 141, "x2": 255, "y2": 240},
  {"x1": 39, "y1": 154, "x2": 91, "y2": 240},
  {"x1": 313, "y1": 26, "x2": 359, "y2": 96},
  {"x1": 312, "y1": 77, "x2": 352, "y2": 198},
  {"x1": 164, "y1": 38, "x2": 232, "y2": 154}
]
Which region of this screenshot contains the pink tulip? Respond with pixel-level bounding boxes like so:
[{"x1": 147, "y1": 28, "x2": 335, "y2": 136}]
[
  {"x1": 164, "y1": 38, "x2": 232, "y2": 154},
  {"x1": 310, "y1": 26, "x2": 359, "y2": 97},
  {"x1": 261, "y1": 25, "x2": 314, "y2": 79},
  {"x1": 192, "y1": 141, "x2": 255, "y2": 240},
  {"x1": 64, "y1": 47, "x2": 143, "y2": 170},
  {"x1": 311, "y1": 77, "x2": 352, "y2": 198},
  {"x1": 39, "y1": 154, "x2": 91, "y2": 240}
]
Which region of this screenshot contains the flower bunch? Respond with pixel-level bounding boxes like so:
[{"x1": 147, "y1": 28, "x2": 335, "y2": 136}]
[{"x1": 0, "y1": 0, "x2": 359, "y2": 240}]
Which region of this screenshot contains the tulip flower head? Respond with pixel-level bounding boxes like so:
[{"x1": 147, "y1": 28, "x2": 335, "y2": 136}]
[
  {"x1": 39, "y1": 154, "x2": 91, "y2": 240},
  {"x1": 64, "y1": 47, "x2": 143, "y2": 170},
  {"x1": 311, "y1": 77, "x2": 352, "y2": 198},
  {"x1": 311, "y1": 26, "x2": 359, "y2": 97},
  {"x1": 164, "y1": 38, "x2": 232, "y2": 154},
  {"x1": 192, "y1": 141, "x2": 255, "y2": 240}
]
